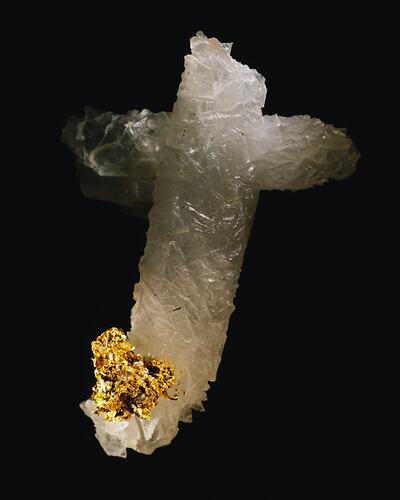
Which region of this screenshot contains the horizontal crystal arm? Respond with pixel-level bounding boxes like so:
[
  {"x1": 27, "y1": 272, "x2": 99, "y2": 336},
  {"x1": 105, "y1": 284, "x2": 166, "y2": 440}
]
[
  {"x1": 62, "y1": 107, "x2": 169, "y2": 216},
  {"x1": 251, "y1": 114, "x2": 359, "y2": 191}
]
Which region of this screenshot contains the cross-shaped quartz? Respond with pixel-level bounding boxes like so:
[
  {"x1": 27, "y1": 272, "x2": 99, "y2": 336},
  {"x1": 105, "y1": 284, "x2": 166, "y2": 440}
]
[{"x1": 63, "y1": 31, "x2": 359, "y2": 457}]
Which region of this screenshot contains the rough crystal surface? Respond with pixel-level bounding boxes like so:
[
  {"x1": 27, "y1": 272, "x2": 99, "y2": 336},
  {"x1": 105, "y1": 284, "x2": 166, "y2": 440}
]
[
  {"x1": 90, "y1": 327, "x2": 178, "y2": 421},
  {"x1": 65, "y1": 32, "x2": 359, "y2": 456}
]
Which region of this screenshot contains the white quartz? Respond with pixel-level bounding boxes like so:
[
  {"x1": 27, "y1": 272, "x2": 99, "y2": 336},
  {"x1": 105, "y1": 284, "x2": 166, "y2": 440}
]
[{"x1": 65, "y1": 32, "x2": 358, "y2": 456}]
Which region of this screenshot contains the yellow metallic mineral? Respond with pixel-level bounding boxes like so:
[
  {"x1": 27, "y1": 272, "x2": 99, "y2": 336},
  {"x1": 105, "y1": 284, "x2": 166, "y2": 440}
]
[{"x1": 91, "y1": 327, "x2": 178, "y2": 421}]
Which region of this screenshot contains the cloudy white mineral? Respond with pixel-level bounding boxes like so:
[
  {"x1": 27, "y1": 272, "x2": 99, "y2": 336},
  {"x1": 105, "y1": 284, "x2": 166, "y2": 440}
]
[{"x1": 63, "y1": 31, "x2": 359, "y2": 456}]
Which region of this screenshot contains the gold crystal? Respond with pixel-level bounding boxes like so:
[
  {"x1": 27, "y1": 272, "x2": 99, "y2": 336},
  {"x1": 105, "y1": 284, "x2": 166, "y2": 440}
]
[{"x1": 91, "y1": 327, "x2": 178, "y2": 421}]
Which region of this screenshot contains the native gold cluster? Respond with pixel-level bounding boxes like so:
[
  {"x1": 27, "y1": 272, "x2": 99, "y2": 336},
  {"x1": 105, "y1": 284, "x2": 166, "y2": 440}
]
[{"x1": 91, "y1": 327, "x2": 178, "y2": 421}]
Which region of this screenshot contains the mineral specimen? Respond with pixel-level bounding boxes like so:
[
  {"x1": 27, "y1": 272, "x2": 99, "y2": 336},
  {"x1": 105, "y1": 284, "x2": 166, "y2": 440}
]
[
  {"x1": 91, "y1": 327, "x2": 178, "y2": 421},
  {"x1": 63, "y1": 31, "x2": 359, "y2": 457}
]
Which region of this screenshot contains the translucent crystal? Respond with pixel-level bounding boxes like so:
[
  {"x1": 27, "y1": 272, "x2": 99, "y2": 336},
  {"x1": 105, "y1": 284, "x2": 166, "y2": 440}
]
[
  {"x1": 64, "y1": 31, "x2": 358, "y2": 456},
  {"x1": 62, "y1": 107, "x2": 169, "y2": 217}
]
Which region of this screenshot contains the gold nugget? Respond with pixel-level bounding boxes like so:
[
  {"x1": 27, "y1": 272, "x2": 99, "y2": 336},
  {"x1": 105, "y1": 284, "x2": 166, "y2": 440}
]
[{"x1": 91, "y1": 327, "x2": 178, "y2": 421}]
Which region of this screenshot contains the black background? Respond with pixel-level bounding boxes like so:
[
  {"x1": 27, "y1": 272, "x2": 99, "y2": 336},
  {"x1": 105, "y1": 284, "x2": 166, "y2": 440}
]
[{"x1": 4, "y1": 4, "x2": 393, "y2": 499}]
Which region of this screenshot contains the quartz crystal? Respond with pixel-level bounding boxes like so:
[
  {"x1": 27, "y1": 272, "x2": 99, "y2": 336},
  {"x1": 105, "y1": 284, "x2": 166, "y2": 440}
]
[{"x1": 63, "y1": 31, "x2": 359, "y2": 456}]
